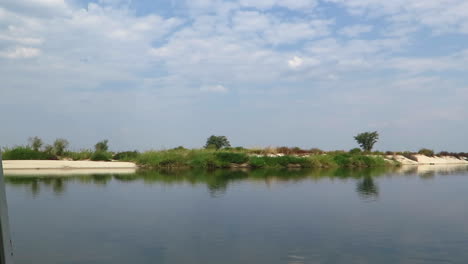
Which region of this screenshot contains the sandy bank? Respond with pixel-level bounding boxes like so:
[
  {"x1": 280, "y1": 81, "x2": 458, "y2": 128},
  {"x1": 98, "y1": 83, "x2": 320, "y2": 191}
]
[
  {"x1": 388, "y1": 155, "x2": 468, "y2": 165},
  {"x1": 2, "y1": 160, "x2": 137, "y2": 170}
]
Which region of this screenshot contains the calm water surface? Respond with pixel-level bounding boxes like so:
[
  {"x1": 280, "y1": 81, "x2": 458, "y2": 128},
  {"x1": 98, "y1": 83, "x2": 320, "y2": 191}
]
[{"x1": 4, "y1": 166, "x2": 468, "y2": 264}]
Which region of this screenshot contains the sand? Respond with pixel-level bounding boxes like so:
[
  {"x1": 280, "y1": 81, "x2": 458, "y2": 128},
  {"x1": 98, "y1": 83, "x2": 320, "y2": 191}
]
[
  {"x1": 2, "y1": 160, "x2": 137, "y2": 170},
  {"x1": 387, "y1": 155, "x2": 468, "y2": 165}
]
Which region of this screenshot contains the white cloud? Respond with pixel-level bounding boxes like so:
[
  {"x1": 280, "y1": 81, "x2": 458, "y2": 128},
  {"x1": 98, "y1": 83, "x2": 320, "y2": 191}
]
[
  {"x1": 339, "y1": 24, "x2": 373, "y2": 37},
  {"x1": 240, "y1": 0, "x2": 317, "y2": 10},
  {"x1": 0, "y1": 34, "x2": 43, "y2": 45},
  {"x1": 327, "y1": 0, "x2": 468, "y2": 35},
  {"x1": 200, "y1": 84, "x2": 228, "y2": 93},
  {"x1": 288, "y1": 56, "x2": 303, "y2": 68},
  {"x1": 1, "y1": 0, "x2": 468, "y2": 150},
  {"x1": 0, "y1": 46, "x2": 41, "y2": 58}
]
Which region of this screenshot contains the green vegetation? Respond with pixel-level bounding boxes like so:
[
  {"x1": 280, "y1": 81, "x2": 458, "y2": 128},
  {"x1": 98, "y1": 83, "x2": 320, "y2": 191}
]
[
  {"x1": 205, "y1": 135, "x2": 231, "y2": 150},
  {"x1": 113, "y1": 151, "x2": 140, "y2": 161},
  {"x1": 2, "y1": 146, "x2": 54, "y2": 160},
  {"x1": 12, "y1": 134, "x2": 468, "y2": 169},
  {"x1": 132, "y1": 148, "x2": 394, "y2": 169},
  {"x1": 94, "y1": 140, "x2": 109, "y2": 152},
  {"x1": 64, "y1": 150, "x2": 93, "y2": 160},
  {"x1": 28, "y1": 136, "x2": 43, "y2": 151},
  {"x1": 418, "y1": 148, "x2": 435, "y2": 157},
  {"x1": 53, "y1": 138, "x2": 69, "y2": 156},
  {"x1": 90, "y1": 151, "x2": 112, "y2": 161},
  {"x1": 354, "y1": 131, "x2": 379, "y2": 152}
]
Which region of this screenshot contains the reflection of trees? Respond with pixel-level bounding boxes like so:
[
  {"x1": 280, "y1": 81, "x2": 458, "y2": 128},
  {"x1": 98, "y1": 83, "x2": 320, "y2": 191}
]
[
  {"x1": 356, "y1": 176, "x2": 379, "y2": 201},
  {"x1": 90, "y1": 174, "x2": 112, "y2": 186},
  {"x1": 7, "y1": 165, "x2": 466, "y2": 198},
  {"x1": 52, "y1": 178, "x2": 65, "y2": 195},
  {"x1": 31, "y1": 181, "x2": 40, "y2": 197}
]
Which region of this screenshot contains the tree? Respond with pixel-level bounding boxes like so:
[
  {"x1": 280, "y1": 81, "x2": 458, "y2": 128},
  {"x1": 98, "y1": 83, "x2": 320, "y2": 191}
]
[
  {"x1": 28, "y1": 136, "x2": 43, "y2": 151},
  {"x1": 204, "y1": 135, "x2": 231, "y2": 150},
  {"x1": 53, "y1": 138, "x2": 69, "y2": 156},
  {"x1": 94, "y1": 139, "x2": 109, "y2": 152},
  {"x1": 354, "y1": 131, "x2": 379, "y2": 152}
]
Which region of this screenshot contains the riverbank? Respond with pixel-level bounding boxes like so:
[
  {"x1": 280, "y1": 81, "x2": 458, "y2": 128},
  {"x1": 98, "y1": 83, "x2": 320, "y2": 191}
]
[
  {"x1": 389, "y1": 155, "x2": 468, "y2": 165},
  {"x1": 2, "y1": 154, "x2": 467, "y2": 172},
  {"x1": 2, "y1": 160, "x2": 136, "y2": 170}
]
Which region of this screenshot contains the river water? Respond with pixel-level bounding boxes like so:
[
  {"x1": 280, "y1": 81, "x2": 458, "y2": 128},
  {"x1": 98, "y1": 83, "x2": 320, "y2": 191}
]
[{"x1": 4, "y1": 166, "x2": 468, "y2": 264}]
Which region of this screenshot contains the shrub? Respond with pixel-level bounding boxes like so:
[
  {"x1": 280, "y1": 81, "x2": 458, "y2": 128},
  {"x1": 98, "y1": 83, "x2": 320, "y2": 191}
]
[
  {"x1": 94, "y1": 140, "x2": 109, "y2": 152},
  {"x1": 332, "y1": 153, "x2": 387, "y2": 167},
  {"x1": 188, "y1": 151, "x2": 219, "y2": 168},
  {"x1": 113, "y1": 151, "x2": 140, "y2": 161},
  {"x1": 137, "y1": 150, "x2": 189, "y2": 168},
  {"x1": 418, "y1": 148, "x2": 434, "y2": 157},
  {"x1": 90, "y1": 151, "x2": 112, "y2": 161},
  {"x1": 215, "y1": 152, "x2": 249, "y2": 164},
  {"x1": 28, "y1": 136, "x2": 43, "y2": 151},
  {"x1": 402, "y1": 152, "x2": 418, "y2": 162},
  {"x1": 64, "y1": 150, "x2": 93, "y2": 160},
  {"x1": 309, "y1": 155, "x2": 337, "y2": 168},
  {"x1": 53, "y1": 138, "x2": 69, "y2": 156},
  {"x1": 309, "y1": 148, "x2": 324, "y2": 155},
  {"x1": 2, "y1": 146, "x2": 54, "y2": 160},
  {"x1": 248, "y1": 156, "x2": 267, "y2": 168},
  {"x1": 349, "y1": 148, "x2": 362, "y2": 155}
]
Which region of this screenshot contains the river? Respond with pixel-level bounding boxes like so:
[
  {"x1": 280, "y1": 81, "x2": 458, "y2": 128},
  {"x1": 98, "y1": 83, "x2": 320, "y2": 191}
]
[{"x1": 4, "y1": 166, "x2": 468, "y2": 264}]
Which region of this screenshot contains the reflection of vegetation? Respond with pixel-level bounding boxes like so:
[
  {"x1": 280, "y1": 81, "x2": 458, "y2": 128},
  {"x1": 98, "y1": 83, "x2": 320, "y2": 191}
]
[
  {"x1": 5, "y1": 166, "x2": 468, "y2": 198},
  {"x1": 356, "y1": 176, "x2": 379, "y2": 200}
]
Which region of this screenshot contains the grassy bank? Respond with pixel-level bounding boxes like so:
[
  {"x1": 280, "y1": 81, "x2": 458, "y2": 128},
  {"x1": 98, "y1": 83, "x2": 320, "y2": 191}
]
[
  {"x1": 133, "y1": 149, "x2": 394, "y2": 169},
  {"x1": 2, "y1": 146, "x2": 396, "y2": 169}
]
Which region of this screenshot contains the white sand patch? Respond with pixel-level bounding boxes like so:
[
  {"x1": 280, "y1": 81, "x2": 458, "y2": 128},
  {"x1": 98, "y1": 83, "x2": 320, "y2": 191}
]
[{"x1": 2, "y1": 160, "x2": 137, "y2": 170}]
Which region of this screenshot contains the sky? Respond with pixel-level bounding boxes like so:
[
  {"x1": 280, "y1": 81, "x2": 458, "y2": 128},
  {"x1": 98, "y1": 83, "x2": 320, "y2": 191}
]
[{"x1": 1, "y1": 0, "x2": 468, "y2": 152}]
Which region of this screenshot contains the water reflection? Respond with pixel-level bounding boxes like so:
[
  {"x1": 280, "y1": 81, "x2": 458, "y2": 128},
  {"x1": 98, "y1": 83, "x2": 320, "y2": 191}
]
[
  {"x1": 5, "y1": 166, "x2": 468, "y2": 199},
  {"x1": 356, "y1": 176, "x2": 379, "y2": 201},
  {"x1": 5, "y1": 165, "x2": 468, "y2": 264}
]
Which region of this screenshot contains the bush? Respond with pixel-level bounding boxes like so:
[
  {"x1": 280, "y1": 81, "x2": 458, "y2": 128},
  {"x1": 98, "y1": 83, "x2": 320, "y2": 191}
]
[
  {"x1": 309, "y1": 148, "x2": 324, "y2": 155},
  {"x1": 137, "y1": 150, "x2": 189, "y2": 168},
  {"x1": 53, "y1": 138, "x2": 69, "y2": 156},
  {"x1": 90, "y1": 151, "x2": 112, "y2": 161},
  {"x1": 113, "y1": 151, "x2": 140, "y2": 161},
  {"x1": 215, "y1": 152, "x2": 249, "y2": 164},
  {"x1": 248, "y1": 156, "x2": 267, "y2": 168},
  {"x1": 332, "y1": 153, "x2": 387, "y2": 167},
  {"x1": 2, "y1": 146, "x2": 54, "y2": 160},
  {"x1": 187, "y1": 151, "x2": 219, "y2": 168},
  {"x1": 64, "y1": 150, "x2": 93, "y2": 160},
  {"x1": 402, "y1": 152, "x2": 418, "y2": 162},
  {"x1": 94, "y1": 140, "x2": 109, "y2": 152},
  {"x1": 418, "y1": 148, "x2": 435, "y2": 157},
  {"x1": 349, "y1": 148, "x2": 362, "y2": 155}
]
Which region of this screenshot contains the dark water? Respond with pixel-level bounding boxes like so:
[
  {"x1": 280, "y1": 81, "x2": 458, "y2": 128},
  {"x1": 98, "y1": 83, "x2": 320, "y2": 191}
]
[{"x1": 4, "y1": 166, "x2": 468, "y2": 264}]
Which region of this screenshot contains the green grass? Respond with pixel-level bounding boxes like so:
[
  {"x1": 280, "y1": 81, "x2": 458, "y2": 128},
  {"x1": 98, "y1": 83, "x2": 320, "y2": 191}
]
[
  {"x1": 2, "y1": 144, "x2": 396, "y2": 169},
  {"x1": 113, "y1": 151, "x2": 140, "y2": 161},
  {"x1": 63, "y1": 150, "x2": 93, "y2": 160},
  {"x1": 131, "y1": 148, "x2": 393, "y2": 169},
  {"x1": 90, "y1": 151, "x2": 113, "y2": 161}
]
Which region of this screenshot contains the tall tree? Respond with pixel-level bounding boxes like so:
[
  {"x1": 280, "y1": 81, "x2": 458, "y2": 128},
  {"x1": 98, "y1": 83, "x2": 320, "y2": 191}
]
[
  {"x1": 204, "y1": 135, "x2": 231, "y2": 150},
  {"x1": 354, "y1": 131, "x2": 379, "y2": 152},
  {"x1": 28, "y1": 136, "x2": 43, "y2": 151},
  {"x1": 53, "y1": 138, "x2": 69, "y2": 156}
]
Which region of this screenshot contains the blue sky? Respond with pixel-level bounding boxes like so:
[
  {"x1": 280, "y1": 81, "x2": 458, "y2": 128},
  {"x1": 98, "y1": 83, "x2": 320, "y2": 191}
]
[{"x1": 1, "y1": 0, "x2": 468, "y2": 151}]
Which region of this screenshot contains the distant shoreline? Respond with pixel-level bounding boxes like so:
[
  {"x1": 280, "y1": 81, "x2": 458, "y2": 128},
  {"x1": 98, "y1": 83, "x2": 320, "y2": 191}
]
[{"x1": 2, "y1": 154, "x2": 467, "y2": 172}]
